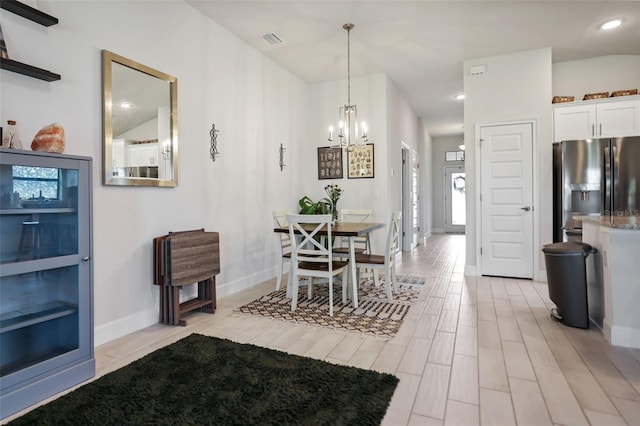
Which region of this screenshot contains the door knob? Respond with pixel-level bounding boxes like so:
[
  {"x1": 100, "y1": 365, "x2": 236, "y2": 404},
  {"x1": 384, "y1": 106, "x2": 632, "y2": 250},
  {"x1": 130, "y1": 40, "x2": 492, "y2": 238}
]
[{"x1": 520, "y1": 206, "x2": 531, "y2": 211}]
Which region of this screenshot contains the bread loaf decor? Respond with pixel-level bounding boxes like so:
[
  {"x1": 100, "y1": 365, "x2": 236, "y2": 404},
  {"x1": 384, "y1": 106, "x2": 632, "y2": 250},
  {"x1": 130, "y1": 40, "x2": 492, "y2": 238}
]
[
  {"x1": 31, "y1": 123, "x2": 65, "y2": 153},
  {"x1": 583, "y1": 92, "x2": 609, "y2": 100},
  {"x1": 552, "y1": 96, "x2": 574, "y2": 104}
]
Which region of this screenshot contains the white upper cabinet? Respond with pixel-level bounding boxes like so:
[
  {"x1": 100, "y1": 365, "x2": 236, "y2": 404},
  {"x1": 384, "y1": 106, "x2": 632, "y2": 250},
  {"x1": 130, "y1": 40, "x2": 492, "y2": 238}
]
[
  {"x1": 112, "y1": 139, "x2": 126, "y2": 168},
  {"x1": 553, "y1": 96, "x2": 640, "y2": 141},
  {"x1": 597, "y1": 100, "x2": 640, "y2": 138},
  {"x1": 127, "y1": 143, "x2": 159, "y2": 167}
]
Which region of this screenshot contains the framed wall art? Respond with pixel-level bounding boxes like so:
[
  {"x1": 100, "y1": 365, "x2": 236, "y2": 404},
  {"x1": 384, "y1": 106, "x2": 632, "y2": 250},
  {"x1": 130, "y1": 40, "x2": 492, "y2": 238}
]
[
  {"x1": 347, "y1": 144, "x2": 374, "y2": 179},
  {"x1": 317, "y1": 146, "x2": 343, "y2": 180}
]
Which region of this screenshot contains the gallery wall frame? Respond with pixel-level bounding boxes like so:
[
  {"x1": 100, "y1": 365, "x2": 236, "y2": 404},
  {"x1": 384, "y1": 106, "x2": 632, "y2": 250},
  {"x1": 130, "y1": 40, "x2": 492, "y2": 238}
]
[
  {"x1": 317, "y1": 146, "x2": 343, "y2": 180},
  {"x1": 347, "y1": 143, "x2": 374, "y2": 179}
]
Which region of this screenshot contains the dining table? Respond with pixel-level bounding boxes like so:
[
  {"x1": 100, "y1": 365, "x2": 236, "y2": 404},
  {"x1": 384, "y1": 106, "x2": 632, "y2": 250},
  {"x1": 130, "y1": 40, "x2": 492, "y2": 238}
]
[{"x1": 274, "y1": 221, "x2": 385, "y2": 308}]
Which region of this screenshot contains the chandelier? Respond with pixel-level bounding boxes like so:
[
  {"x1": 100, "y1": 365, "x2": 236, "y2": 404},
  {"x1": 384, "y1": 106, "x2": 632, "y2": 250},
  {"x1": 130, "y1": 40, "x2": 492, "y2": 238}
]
[{"x1": 328, "y1": 23, "x2": 368, "y2": 149}]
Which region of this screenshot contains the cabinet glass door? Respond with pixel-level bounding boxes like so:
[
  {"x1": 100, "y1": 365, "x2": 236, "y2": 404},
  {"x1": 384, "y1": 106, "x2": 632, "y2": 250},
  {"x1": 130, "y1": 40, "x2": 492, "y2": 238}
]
[
  {"x1": 1, "y1": 266, "x2": 80, "y2": 377},
  {"x1": 0, "y1": 152, "x2": 91, "y2": 391},
  {"x1": 1, "y1": 164, "x2": 79, "y2": 263}
]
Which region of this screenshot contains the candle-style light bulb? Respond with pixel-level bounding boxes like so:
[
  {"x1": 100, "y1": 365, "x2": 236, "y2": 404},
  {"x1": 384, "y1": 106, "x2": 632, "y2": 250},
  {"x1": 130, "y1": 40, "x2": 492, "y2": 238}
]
[
  {"x1": 338, "y1": 121, "x2": 344, "y2": 138},
  {"x1": 328, "y1": 125, "x2": 334, "y2": 141}
]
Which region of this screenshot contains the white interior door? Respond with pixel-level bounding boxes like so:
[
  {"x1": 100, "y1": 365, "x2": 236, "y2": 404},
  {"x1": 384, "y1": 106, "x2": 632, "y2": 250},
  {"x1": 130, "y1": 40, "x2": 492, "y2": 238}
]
[
  {"x1": 410, "y1": 149, "x2": 419, "y2": 247},
  {"x1": 401, "y1": 146, "x2": 419, "y2": 251},
  {"x1": 445, "y1": 165, "x2": 465, "y2": 233},
  {"x1": 480, "y1": 122, "x2": 534, "y2": 279}
]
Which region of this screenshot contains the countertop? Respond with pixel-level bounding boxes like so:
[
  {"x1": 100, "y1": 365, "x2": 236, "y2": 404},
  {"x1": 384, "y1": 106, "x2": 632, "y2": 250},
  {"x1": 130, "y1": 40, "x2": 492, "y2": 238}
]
[{"x1": 576, "y1": 215, "x2": 640, "y2": 230}]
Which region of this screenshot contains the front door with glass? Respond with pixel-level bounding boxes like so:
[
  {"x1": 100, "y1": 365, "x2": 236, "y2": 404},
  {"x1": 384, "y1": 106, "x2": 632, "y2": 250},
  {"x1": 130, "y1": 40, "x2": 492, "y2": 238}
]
[{"x1": 445, "y1": 165, "x2": 466, "y2": 233}]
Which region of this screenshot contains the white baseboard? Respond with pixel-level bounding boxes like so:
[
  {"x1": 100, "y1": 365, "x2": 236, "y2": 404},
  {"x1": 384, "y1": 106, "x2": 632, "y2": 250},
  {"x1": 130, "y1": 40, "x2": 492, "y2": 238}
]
[
  {"x1": 431, "y1": 228, "x2": 445, "y2": 234},
  {"x1": 537, "y1": 269, "x2": 548, "y2": 283},
  {"x1": 464, "y1": 265, "x2": 478, "y2": 276},
  {"x1": 95, "y1": 308, "x2": 158, "y2": 347},
  {"x1": 216, "y1": 267, "x2": 276, "y2": 298},
  {"x1": 609, "y1": 323, "x2": 640, "y2": 350},
  {"x1": 95, "y1": 267, "x2": 278, "y2": 347}
]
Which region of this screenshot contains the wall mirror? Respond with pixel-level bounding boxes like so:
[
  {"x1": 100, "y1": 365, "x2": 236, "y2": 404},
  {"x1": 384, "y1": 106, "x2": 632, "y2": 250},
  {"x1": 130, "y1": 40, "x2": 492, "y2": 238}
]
[{"x1": 102, "y1": 50, "x2": 178, "y2": 187}]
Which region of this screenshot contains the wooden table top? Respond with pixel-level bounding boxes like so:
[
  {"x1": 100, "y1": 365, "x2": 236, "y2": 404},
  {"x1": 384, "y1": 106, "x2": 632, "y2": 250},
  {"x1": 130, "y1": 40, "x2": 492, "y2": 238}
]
[{"x1": 274, "y1": 221, "x2": 385, "y2": 237}]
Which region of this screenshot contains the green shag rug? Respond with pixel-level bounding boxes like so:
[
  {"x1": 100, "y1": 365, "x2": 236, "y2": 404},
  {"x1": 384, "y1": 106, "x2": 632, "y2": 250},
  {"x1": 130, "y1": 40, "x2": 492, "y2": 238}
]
[{"x1": 8, "y1": 333, "x2": 399, "y2": 425}]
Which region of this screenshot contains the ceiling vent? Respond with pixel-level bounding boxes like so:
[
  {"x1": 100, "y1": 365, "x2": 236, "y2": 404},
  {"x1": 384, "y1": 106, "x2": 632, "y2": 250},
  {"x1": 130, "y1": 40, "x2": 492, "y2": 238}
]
[{"x1": 262, "y1": 33, "x2": 284, "y2": 45}]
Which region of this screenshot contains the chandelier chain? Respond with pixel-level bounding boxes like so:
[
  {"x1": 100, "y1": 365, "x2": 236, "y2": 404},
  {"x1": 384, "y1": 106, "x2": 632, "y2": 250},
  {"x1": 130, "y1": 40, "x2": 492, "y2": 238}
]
[{"x1": 347, "y1": 24, "x2": 351, "y2": 106}]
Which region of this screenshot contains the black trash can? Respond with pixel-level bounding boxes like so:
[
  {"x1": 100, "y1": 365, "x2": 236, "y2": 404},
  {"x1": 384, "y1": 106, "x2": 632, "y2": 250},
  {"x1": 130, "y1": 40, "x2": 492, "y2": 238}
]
[{"x1": 542, "y1": 242, "x2": 595, "y2": 329}]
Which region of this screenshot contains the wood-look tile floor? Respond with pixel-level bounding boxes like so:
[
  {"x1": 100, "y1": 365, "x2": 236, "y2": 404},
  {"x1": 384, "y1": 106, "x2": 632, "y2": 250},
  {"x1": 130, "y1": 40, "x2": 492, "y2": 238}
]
[{"x1": 5, "y1": 234, "x2": 640, "y2": 425}]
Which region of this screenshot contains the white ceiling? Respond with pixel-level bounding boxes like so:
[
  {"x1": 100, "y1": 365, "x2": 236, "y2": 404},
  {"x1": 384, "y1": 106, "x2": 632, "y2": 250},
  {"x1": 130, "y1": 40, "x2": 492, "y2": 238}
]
[{"x1": 186, "y1": 1, "x2": 640, "y2": 136}]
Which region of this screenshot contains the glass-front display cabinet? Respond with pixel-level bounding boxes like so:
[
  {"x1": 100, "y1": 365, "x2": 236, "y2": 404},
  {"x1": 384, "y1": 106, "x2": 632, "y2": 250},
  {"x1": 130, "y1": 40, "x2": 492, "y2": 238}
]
[{"x1": 0, "y1": 149, "x2": 94, "y2": 419}]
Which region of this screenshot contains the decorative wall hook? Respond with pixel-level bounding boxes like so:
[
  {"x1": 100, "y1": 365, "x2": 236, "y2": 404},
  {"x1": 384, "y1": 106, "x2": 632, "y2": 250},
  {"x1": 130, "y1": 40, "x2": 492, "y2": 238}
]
[
  {"x1": 209, "y1": 123, "x2": 220, "y2": 161},
  {"x1": 279, "y1": 143, "x2": 286, "y2": 171}
]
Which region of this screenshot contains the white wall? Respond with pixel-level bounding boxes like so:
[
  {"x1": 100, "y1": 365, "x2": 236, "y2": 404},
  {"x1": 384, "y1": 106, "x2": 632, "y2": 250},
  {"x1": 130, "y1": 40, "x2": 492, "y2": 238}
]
[
  {"x1": 0, "y1": 1, "x2": 308, "y2": 345},
  {"x1": 463, "y1": 48, "x2": 553, "y2": 279},
  {"x1": 307, "y1": 74, "x2": 387, "y2": 256},
  {"x1": 307, "y1": 73, "x2": 421, "y2": 252},
  {"x1": 420, "y1": 123, "x2": 433, "y2": 239},
  {"x1": 386, "y1": 76, "x2": 421, "y2": 247},
  {"x1": 431, "y1": 134, "x2": 465, "y2": 233},
  {"x1": 553, "y1": 55, "x2": 640, "y2": 100}
]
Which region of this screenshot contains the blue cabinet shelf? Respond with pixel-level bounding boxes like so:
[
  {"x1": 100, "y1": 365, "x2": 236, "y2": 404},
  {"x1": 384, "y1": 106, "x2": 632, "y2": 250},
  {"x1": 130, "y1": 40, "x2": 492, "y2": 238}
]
[{"x1": 0, "y1": 302, "x2": 77, "y2": 334}]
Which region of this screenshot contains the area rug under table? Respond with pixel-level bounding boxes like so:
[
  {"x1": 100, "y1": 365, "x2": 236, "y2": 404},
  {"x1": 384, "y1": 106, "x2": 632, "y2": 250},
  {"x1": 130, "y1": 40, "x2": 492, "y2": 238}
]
[
  {"x1": 8, "y1": 333, "x2": 399, "y2": 426},
  {"x1": 235, "y1": 276, "x2": 425, "y2": 338}
]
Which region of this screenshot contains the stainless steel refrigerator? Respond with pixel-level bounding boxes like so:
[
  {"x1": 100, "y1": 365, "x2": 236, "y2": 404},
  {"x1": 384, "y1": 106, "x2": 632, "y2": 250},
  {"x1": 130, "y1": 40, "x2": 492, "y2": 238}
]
[{"x1": 552, "y1": 136, "x2": 640, "y2": 243}]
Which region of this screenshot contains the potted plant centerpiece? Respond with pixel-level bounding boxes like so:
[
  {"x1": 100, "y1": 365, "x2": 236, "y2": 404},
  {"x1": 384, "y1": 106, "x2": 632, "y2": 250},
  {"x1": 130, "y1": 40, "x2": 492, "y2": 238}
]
[
  {"x1": 297, "y1": 184, "x2": 343, "y2": 224},
  {"x1": 325, "y1": 184, "x2": 342, "y2": 224}
]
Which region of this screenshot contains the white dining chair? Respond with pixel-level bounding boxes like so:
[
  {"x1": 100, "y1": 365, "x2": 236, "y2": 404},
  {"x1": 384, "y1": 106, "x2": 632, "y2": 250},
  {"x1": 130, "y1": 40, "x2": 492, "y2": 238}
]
[
  {"x1": 272, "y1": 210, "x2": 291, "y2": 291},
  {"x1": 332, "y1": 209, "x2": 373, "y2": 282},
  {"x1": 287, "y1": 214, "x2": 349, "y2": 316},
  {"x1": 332, "y1": 208, "x2": 373, "y2": 257},
  {"x1": 354, "y1": 211, "x2": 402, "y2": 302}
]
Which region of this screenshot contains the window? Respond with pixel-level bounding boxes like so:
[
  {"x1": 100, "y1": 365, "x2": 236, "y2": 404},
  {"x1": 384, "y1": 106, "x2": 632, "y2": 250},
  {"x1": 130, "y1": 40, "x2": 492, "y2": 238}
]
[
  {"x1": 12, "y1": 166, "x2": 60, "y2": 199},
  {"x1": 445, "y1": 151, "x2": 465, "y2": 162}
]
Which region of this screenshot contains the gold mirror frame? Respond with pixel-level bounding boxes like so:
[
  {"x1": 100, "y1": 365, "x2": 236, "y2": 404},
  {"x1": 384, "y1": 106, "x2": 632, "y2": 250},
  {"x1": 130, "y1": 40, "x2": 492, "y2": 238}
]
[{"x1": 102, "y1": 50, "x2": 178, "y2": 187}]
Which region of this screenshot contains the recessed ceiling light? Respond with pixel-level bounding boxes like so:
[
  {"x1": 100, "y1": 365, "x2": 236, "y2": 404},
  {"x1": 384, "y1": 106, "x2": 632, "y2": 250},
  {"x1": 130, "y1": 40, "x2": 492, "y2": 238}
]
[
  {"x1": 455, "y1": 94, "x2": 465, "y2": 100},
  {"x1": 601, "y1": 19, "x2": 622, "y2": 30}
]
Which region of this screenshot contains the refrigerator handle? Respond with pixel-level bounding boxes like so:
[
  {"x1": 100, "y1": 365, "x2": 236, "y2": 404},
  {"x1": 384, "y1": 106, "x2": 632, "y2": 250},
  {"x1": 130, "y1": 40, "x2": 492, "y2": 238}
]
[{"x1": 603, "y1": 144, "x2": 612, "y2": 216}]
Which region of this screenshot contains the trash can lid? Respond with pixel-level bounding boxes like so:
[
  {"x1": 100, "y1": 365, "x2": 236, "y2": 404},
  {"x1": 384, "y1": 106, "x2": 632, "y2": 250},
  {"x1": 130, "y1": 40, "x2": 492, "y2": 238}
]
[{"x1": 542, "y1": 242, "x2": 592, "y2": 255}]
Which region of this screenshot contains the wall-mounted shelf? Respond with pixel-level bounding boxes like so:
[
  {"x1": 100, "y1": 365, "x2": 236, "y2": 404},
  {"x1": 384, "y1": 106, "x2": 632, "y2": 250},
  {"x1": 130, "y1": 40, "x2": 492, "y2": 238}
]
[
  {"x1": 0, "y1": 1, "x2": 60, "y2": 81},
  {"x1": 0, "y1": 0, "x2": 58, "y2": 26},
  {"x1": 0, "y1": 57, "x2": 61, "y2": 81}
]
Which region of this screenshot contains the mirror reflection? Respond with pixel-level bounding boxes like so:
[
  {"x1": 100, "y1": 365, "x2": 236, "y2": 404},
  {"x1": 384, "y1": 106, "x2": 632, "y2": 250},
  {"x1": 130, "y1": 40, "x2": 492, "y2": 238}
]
[{"x1": 102, "y1": 50, "x2": 178, "y2": 187}]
